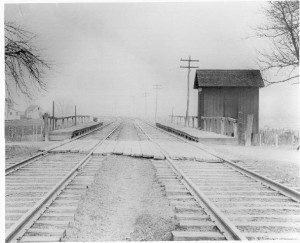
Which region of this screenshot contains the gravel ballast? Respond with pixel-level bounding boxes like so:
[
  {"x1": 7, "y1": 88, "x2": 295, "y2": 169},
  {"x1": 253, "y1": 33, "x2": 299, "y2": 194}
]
[{"x1": 63, "y1": 155, "x2": 176, "y2": 241}]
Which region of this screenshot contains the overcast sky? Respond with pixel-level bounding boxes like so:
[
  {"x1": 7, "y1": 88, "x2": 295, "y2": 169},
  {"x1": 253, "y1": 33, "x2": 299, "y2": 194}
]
[{"x1": 4, "y1": 1, "x2": 300, "y2": 128}]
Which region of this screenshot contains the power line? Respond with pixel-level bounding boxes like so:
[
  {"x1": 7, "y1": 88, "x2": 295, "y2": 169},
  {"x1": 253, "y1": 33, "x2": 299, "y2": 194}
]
[
  {"x1": 153, "y1": 84, "x2": 162, "y2": 121},
  {"x1": 180, "y1": 56, "x2": 199, "y2": 127}
]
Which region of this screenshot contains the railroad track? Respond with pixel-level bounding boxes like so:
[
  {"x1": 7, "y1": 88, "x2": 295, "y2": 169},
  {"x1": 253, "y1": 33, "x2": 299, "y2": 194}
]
[
  {"x1": 5, "y1": 121, "x2": 115, "y2": 172},
  {"x1": 6, "y1": 119, "x2": 300, "y2": 241},
  {"x1": 5, "y1": 121, "x2": 121, "y2": 242},
  {"x1": 136, "y1": 120, "x2": 300, "y2": 241}
]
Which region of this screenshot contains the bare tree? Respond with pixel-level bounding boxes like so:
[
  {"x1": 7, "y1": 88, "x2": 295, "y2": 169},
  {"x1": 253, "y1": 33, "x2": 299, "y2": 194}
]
[
  {"x1": 256, "y1": 1, "x2": 299, "y2": 85},
  {"x1": 5, "y1": 22, "x2": 50, "y2": 99}
]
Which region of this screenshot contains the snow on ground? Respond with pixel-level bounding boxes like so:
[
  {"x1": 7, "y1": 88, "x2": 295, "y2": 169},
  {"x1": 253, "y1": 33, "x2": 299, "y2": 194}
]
[
  {"x1": 210, "y1": 144, "x2": 300, "y2": 190},
  {"x1": 5, "y1": 141, "x2": 57, "y2": 166}
]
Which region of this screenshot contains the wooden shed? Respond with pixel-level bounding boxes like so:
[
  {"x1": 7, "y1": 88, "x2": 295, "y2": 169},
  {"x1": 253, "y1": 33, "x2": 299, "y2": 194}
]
[{"x1": 193, "y1": 69, "x2": 264, "y2": 140}]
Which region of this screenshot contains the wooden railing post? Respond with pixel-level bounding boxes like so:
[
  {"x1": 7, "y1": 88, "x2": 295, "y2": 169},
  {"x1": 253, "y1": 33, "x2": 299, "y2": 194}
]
[
  {"x1": 233, "y1": 122, "x2": 237, "y2": 137},
  {"x1": 220, "y1": 118, "x2": 225, "y2": 135}
]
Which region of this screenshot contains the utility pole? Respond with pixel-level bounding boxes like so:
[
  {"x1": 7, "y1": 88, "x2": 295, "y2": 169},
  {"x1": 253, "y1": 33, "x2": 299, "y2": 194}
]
[
  {"x1": 180, "y1": 56, "x2": 199, "y2": 127},
  {"x1": 52, "y1": 101, "x2": 55, "y2": 130},
  {"x1": 142, "y1": 92, "x2": 148, "y2": 118},
  {"x1": 75, "y1": 105, "x2": 77, "y2": 125},
  {"x1": 153, "y1": 84, "x2": 162, "y2": 121}
]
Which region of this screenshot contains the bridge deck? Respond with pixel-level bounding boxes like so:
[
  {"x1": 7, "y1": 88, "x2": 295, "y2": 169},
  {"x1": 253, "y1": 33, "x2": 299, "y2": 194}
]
[
  {"x1": 156, "y1": 122, "x2": 238, "y2": 145},
  {"x1": 49, "y1": 121, "x2": 102, "y2": 141}
]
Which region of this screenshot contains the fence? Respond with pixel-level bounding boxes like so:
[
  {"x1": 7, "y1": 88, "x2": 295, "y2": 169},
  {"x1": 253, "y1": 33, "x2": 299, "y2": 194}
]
[
  {"x1": 5, "y1": 120, "x2": 44, "y2": 142},
  {"x1": 257, "y1": 128, "x2": 300, "y2": 147},
  {"x1": 170, "y1": 115, "x2": 300, "y2": 147}
]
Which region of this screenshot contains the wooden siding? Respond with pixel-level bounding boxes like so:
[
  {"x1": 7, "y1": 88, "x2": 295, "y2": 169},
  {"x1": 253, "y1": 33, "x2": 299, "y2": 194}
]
[
  {"x1": 203, "y1": 88, "x2": 224, "y2": 117},
  {"x1": 223, "y1": 88, "x2": 238, "y2": 118},
  {"x1": 198, "y1": 87, "x2": 259, "y2": 135},
  {"x1": 238, "y1": 88, "x2": 259, "y2": 134}
]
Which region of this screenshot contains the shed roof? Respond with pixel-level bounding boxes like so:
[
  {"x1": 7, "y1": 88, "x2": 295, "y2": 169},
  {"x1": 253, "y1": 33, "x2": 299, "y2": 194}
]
[{"x1": 193, "y1": 69, "x2": 264, "y2": 88}]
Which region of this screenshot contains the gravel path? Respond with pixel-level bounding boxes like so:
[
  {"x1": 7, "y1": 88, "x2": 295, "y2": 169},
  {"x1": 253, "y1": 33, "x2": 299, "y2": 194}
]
[{"x1": 63, "y1": 155, "x2": 176, "y2": 241}]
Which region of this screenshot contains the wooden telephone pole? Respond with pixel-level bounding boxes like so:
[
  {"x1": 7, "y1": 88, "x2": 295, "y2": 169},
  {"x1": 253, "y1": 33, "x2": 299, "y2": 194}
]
[{"x1": 180, "y1": 56, "x2": 199, "y2": 127}]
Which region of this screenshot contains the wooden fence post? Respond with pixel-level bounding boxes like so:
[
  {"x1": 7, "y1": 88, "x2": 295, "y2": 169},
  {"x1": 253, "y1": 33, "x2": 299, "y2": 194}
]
[
  {"x1": 32, "y1": 125, "x2": 35, "y2": 141},
  {"x1": 275, "y1": 134, "x2": 278, "y2": 147},
  {"x1": 259, "y1": 133, "x2": 262, "y2": 146},
  {"x1": 44, "y1": 113, "x2": 49, "y2": 141},
  {"x1": 21, "y1": 126, "x2": 24, "y2": 141}
]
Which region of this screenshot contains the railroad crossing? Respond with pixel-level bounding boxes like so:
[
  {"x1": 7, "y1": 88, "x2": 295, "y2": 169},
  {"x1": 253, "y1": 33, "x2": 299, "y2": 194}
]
[{"x1": 5, "y1": 118, "x2": 300, "y2": 242}]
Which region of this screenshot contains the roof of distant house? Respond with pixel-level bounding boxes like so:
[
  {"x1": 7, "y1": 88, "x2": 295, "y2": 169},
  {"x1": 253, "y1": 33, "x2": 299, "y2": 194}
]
[
  {"x1": 193, "y1": 69, "x2": 264, "y2": 88},
  {"x1": 26, "y1": 105, "x2": 41, "y2": 112}
]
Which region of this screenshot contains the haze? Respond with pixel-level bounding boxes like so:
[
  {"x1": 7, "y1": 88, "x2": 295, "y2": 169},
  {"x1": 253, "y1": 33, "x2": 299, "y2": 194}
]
[{"x1": 4, "y1": 2, "x2": 300, "y2": 129}]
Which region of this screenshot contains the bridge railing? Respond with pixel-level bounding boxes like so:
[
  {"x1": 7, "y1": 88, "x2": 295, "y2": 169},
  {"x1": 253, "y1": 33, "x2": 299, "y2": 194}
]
[
  {"x1": 169, "y1": 115, "x2": 198, "y2": 128},
  {"x1": 202, "y1": 116, "x2": 237, "y2": 137},
  {"x1": 170, "y1": 115, "x2": 237, "y2": 137},
  {"x1": 43, "y1": 113, "x2": 91, "y2": 134}
]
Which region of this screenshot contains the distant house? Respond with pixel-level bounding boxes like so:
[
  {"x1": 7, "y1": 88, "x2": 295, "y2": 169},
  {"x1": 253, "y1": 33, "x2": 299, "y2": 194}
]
[
  {"x1": 25, "y1": 105, "x2": 43, "y2": 119},
  {"x1": 5, "y1": 98, "x2": 21, "y2": 120},
  {"x1": 193, "y1": 69, "x2": 264, "y2": 138}
]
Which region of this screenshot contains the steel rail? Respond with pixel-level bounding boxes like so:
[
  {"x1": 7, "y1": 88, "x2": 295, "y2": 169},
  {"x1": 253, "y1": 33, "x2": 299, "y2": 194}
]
[
  {"x1": 142, "y1": 120, "x2": 300, "y2": 202},
  {"x1": 136, "y1": 121, "x2": 247, "y2": 241},
  {"x1": 5, "y1": 122, "x2": 110, "y2": 175},
  {"x1": 5, "y1": 123, "x2": 120, "y2": 243}
]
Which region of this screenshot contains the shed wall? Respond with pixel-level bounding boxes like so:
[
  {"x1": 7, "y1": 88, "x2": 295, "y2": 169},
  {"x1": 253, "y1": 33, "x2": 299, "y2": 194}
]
[
  {"x1": 198, "y1": 87, "x2": 259, "y2": 134},
  {"x1": 238, "y1": 88, "x2": 259, "y2": 134}
]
